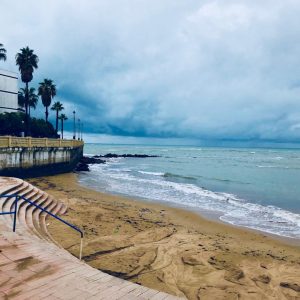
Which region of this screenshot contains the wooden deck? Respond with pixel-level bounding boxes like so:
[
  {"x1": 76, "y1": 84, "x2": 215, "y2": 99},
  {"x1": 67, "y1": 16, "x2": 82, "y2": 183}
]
[{"x1": 0, "y1": 177, "x2": 182, "y2": 300}]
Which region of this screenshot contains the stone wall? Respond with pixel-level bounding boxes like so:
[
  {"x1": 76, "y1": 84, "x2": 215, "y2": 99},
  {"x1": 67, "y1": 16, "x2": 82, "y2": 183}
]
[{"x1": 0, "y1": 145, "x2": 83, "y2": 178}]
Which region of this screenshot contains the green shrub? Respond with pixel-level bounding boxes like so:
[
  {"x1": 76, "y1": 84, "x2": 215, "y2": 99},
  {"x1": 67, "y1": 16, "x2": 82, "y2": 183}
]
[{"x1": 0, "y1": 112, "x2": 57, "y2": 138}]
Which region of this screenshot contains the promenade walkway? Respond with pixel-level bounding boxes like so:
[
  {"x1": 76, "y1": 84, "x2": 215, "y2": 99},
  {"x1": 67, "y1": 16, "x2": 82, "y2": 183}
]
[{"x1": 0, "y1": 177, "x2": 181, "y2": 300}]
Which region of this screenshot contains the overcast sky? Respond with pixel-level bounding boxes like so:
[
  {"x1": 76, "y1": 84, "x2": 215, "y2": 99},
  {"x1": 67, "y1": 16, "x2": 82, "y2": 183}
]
[{"x1": 1, "y1": 0, "x2": 300, "y2": 144}]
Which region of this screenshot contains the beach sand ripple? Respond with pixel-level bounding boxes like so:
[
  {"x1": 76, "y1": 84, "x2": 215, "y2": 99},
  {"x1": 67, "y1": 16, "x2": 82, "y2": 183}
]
[{"x1": 29, "y1": 174, "x2": 300, "y2": 300}]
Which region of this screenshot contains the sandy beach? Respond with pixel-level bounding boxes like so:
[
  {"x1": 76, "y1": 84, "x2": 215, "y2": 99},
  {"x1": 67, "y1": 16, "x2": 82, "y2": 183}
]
[{"x1": 28, "y1": 173, "x2": 300, "y2": 300}]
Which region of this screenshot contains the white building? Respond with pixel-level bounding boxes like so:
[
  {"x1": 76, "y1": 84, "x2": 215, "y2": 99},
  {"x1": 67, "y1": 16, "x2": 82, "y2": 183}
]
[{"x1": 0, "y1": 69, "x2": 18, "y2": 114}]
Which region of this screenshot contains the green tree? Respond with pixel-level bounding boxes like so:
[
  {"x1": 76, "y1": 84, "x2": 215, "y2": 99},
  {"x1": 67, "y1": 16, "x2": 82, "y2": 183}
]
[
  {"x1": 0, "y1": 113, "x2": 56, "y2": 138},
  {"x1": 30, "y1": 117, "x2": 56, "y2": 138},
  {"x1": 0, "y1": 43, "x2": 7, "y2": 61},
  {"x1": 0, "y1": 113, "x2": 23, "y2": 135},
  {"x1": 15, "y1": 47, "x2": 39, "y2": 136},
  {"x1": 38, "y1": 79, "x2": 56, "y2": 123},
  {"x1": 18, "y1": 88, "x2": 38, "y2": 117},
  {"x1": 58, "y1": 113, "x2": 68, "y2": 139},
  {"x1": 51, "y1": 101, "x2": 64, "y2": 134}
]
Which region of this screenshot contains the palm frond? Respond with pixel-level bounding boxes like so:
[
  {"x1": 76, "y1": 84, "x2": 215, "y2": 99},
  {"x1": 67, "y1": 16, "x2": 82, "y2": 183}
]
[
  {"x1": 15, "y1": 46, "x2": 39, "y2": 82},
  {"x1": 0, "y1": 43, "x2": 7, "y2": 61}
]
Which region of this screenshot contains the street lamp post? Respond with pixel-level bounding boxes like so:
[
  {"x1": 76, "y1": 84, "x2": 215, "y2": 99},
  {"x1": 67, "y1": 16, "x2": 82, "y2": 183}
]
[
  {"x1": 73, "y1": 110, "x2": 76, "y2": 140},
  {"x1": 21, "y1": 120, "x2": 25, "y2": 137},
  {"x1": 77, "y1": 119, "x2": 81, "y2": 140}
]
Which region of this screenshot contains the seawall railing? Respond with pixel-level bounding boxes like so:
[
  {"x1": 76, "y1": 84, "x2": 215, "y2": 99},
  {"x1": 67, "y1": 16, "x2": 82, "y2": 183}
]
[{"x1": 0, "y1": 136, "x2": 83, "y2": 148}]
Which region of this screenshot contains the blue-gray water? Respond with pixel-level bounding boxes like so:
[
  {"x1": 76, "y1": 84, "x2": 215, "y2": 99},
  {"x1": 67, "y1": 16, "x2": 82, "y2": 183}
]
[{"x1": 79, "y1": 144, "x2": 300, "y2": 239}]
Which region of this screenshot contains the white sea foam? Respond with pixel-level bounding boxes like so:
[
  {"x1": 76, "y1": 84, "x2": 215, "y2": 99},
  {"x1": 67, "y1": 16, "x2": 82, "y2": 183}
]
[
  {"x1": 257, "y1": 165, "x2": 277, "y2": 168},
  {"x1": 256, "y1": 165, "x2": 290, "y2": 169},
  {"x1": 138, "y1": 171, "x2": 164, "y2": 176},
  {"x1": 84, "y1": 153, "x2": 94, "y2": 157},
  {"x1": 80, "y1": 163, "x2": 300, "y2": 239},
  {"x1": 105, "y1": 157, "x2": 123, "y2": 164},
  {"x1": 119, "y1": 168, "x2": 132, "y2": 172}
]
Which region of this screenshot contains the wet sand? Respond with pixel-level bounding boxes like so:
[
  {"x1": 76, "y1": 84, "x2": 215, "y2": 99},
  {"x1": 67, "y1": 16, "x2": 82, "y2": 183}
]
[{"x1": 28, "y1": 173, "x2": 300, "y2": 300}]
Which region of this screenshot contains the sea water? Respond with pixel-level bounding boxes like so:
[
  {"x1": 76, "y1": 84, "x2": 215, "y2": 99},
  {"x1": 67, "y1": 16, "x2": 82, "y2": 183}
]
[{"x1": 78, "y1": 144, "x2": 300, "y2": 239}]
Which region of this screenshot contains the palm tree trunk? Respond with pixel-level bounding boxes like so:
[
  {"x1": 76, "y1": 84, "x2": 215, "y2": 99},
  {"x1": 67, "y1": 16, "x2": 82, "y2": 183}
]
[
  {"x1": 25, "y1": 82, "x2": 29, "y2": 136},
  {"x1": 56, "y1": 110, "x2": 58, "y2": 134},
  {"x1": 45, "y1": 106, "x2": 49, "y2": 122},
  {"x1": 61, "y1": 119, "x2": 64, "y2": 139}
]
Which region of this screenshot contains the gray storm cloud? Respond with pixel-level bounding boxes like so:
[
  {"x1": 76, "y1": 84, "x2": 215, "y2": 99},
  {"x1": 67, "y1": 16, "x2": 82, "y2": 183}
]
[{"x1": 1, "y1": 0, "x2": 300, "y2": 142}]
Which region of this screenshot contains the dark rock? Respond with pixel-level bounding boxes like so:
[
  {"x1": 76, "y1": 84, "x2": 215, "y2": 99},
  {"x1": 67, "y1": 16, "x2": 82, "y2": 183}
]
[
  {"x1": 122, "y1": 154, "x2": 159, "y2": 158},
  {"x1": 81, "y1": 156, "x2": 106, "y2": 164},
  {"x1": 75, "y1": 162, "x2": 90, "y2": 172},
  {"x1": 103, "y1": 153, "x2": 119, "y2": 158},
  {"x1": 75, "y1": 156, "x2": 105, "y2": 172},
  {"x1": 75, "y1": 153, "x2": 157, "y2": 172},
  {"x1": 94, "y1": 153, "x2": 159, "y2": 159}
]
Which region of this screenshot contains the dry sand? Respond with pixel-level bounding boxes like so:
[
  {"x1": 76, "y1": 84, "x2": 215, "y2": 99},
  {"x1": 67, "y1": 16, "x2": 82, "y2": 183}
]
[{"x1": 28, "y1": 173, "x2": 300, "y2": 300}]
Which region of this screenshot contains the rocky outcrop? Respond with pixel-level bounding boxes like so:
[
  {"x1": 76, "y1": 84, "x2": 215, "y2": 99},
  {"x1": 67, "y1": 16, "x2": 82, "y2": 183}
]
[
  {"x1": 94, "y1": 153, "x2": 159, "y2": 158},
  {"x1": 75, "y1": 153, "x2": 159, "y2": 172},
  {"x1": 81, "y1": 156, "x2": 106, "y2": 164},
  {"x1": 74, "y1": 156, "x2": 106, "y2": 172}
]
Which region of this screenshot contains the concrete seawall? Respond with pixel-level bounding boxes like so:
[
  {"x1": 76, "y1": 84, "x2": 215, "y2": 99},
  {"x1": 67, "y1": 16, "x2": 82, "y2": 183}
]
[{"x1": 0, "y1": 137, "x2": 83, "y2": 178}]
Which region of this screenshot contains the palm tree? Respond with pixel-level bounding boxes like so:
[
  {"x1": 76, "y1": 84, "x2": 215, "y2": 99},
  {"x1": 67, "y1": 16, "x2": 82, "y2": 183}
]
[
  {"x1": 18, "y1": 90, "x2": 25, "y2": 108},
  {"x1": 0, "y1": 43, "x2": 7, "y2": 61},
  {"x1": 18, "y1": 88, "x2": 38, "y2": 117},
  {"x1": 15, "y1": 47, "x2": 39, "y2": 136},
  {"x1": 58, "y1": 114, "x2": 68, "y2": 139},
  {"x1": 51, "y1": 101, "x2": 64, "y2": 134},
  {"x1": 38, "y1": 79, "x2": 56, "y2": 122}
]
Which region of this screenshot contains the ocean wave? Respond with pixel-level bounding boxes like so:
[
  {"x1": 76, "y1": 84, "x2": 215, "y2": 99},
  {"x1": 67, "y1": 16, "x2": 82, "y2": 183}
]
[
  {"x1": 256, "y1": 165, "x2": 300, "y2": 169},
  {"x1": 119, "y1": 168, "x2": 132, "y2": 172},
  {"x1": 163, "y1": 172, "x2": 197, "y2": 181},
  {"x1": 208, "y1": 177, "x2": 250, "y2": 185},
  {"x1": 220, "y1": 203, "x2": 300, "y2": 238},
  {"x1": 105, "y1": 157, "x2": 124, "y2": 164},
  {"x1": 256, "y1": 165, "x2": 291, "y2": 169},
  {"x1": 138, "y1": 171, "x2": 164, "y2": 176},
  {"x1": 256, "y1": 165, "x2": 277, "y2": 168},
  {"x1": 80, "y1": 167, "x2": 300, "y2": 239}
]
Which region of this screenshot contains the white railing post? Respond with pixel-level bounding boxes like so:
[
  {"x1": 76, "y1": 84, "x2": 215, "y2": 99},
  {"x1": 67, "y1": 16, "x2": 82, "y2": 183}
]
[{"x1": 79, "y1": 237, "x2": 83, "y2": 260}]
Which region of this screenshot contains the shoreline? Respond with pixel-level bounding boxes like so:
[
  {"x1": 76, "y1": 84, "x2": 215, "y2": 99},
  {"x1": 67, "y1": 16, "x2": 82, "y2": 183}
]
[
  {"x1": 79, "y1": 175, "x2": 300, "y2": 247},
  {"x1": 28, "y1": 173, "x2": 300, "y2": 299}
]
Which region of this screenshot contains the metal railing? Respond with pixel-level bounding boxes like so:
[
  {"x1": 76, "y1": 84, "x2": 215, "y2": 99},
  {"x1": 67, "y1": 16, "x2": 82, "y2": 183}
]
[
  {"x1": 0, "y1": 136, "x2": 84, "y2": 148},
  {"x1": 0, "y1": 194, "x2": 84, "y2": 260}
]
